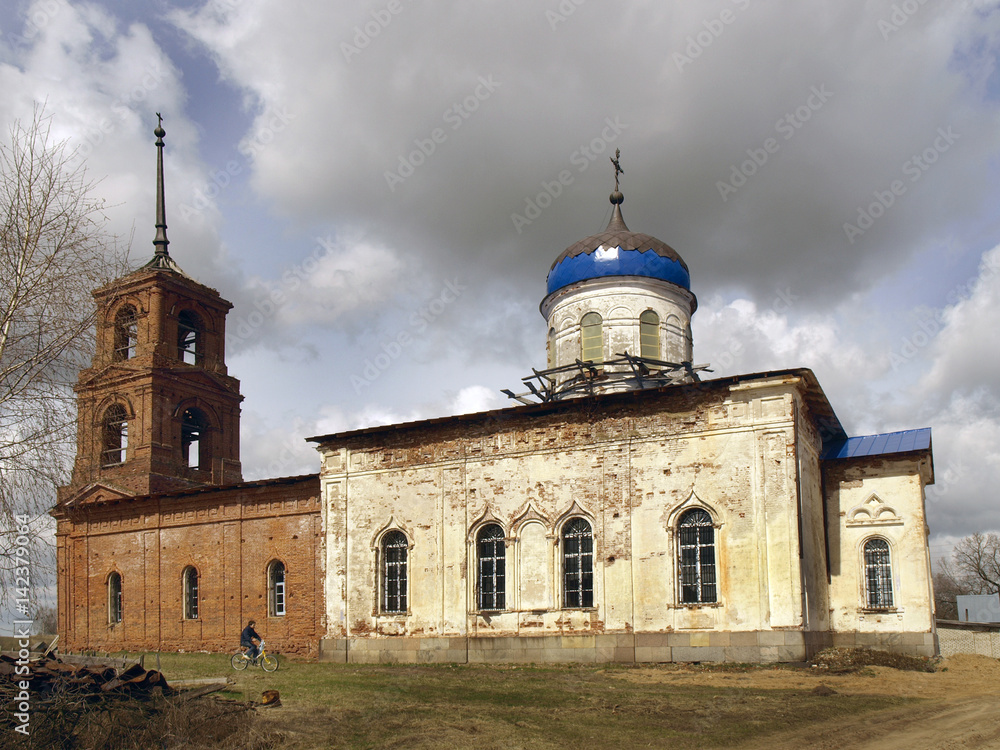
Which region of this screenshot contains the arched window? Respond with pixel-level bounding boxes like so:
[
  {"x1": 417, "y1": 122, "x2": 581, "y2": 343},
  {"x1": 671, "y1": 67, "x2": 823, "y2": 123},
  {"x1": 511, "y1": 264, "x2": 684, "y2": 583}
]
[
  {"x1": 547, "y1": 327, "x2": 556, "y2": 369},
  {"x1": 177, "y1": 310, "x2": 203, "y2": 365},
  {"x1": 181, "y1": 408, "x2": 207, "y2": 470},
  {"x1": 477, "y1": 524, "x2": 506, "y2": 611},
  {"x1": 678, "y1": 509, "x2": 717, "y2": 604},
  {"x1": 113, "y1": 306, "x2": 137, "y2": 361},
  {"x1": 382, "y1": 531, "x2": 408, "y2": 613},
  {"x1": 102, "y1": 404, "x2": 128, "y2": 466},
  {"x1": 268, "y1": 560, "x2": 286, "y2": 617},
  {"x1": 562, "y1": 518, "x2": 593, "y2": 608},
  {"x1": 580, "y1": 312, "x2": 603, "y2": 365},
  {"x1": 640, "y1": 310, "x2": 660, "y2": 359},
  {"x1": 183, "y1": 566, "x2": 199, "y2": 620},
  {"x1": 108, "y1": 572, "x2": 122, "y2": 624},
  {"x1": 863, "y1": 538, "x2": 894, "y2": 609}
]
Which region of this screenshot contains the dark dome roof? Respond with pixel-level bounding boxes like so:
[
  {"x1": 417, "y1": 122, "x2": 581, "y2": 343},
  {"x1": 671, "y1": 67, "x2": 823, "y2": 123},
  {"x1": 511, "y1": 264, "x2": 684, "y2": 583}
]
[{"x1": 545, "y1": 197, "x2": 690, "y2": 296}]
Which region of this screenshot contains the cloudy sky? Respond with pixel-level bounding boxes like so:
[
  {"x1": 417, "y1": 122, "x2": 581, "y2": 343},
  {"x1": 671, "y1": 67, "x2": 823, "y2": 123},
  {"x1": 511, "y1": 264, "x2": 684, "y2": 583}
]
[{"x1": 3, "y1": 0, "x2": 1000, "y2": 564}]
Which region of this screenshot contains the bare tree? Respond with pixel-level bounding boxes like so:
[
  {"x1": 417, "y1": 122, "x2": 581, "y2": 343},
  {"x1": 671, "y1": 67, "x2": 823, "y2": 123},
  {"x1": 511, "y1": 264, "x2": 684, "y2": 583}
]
[
  {"x1": 0, "y1": 106, "x2": 127, "y2": 603},
  {"x1": 933, "y1": 558, "x2": 968, "y2": 620},
  {"x1": 951, "y1": 532, "x2": 1000, "y2": 595}
]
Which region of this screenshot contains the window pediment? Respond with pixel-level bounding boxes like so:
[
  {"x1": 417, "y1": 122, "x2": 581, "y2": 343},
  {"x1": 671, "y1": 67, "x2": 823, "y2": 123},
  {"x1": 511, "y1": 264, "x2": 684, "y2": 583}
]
[{"x1": 847, "y1": 495, "x2": 902, "y2": 526}]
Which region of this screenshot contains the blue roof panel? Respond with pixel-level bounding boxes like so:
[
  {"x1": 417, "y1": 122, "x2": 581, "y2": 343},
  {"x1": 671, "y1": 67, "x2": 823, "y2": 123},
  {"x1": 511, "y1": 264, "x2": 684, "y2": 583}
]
[
  {"x1": 546, "y1": 247, "x2": 691, "y2": 295},
  {"x1": 821, "y1": 428, "x2": 931, "y2": 460}
]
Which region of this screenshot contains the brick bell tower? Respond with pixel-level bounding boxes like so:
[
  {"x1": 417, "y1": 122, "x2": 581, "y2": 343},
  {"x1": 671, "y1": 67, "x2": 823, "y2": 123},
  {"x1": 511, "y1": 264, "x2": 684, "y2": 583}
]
[{"x1": 58, "y1": 117, "x2": 242, "y2": 503}]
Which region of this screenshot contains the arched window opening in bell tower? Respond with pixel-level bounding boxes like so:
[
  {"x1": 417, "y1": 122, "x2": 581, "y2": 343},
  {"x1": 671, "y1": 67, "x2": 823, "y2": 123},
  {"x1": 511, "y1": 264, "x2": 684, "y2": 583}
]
[
  {"x1": 102, "y1": 404, "x2": 128, "y2": 466},
  {"x1": 581, "y1": 312, "x2": 603, "y2": 366},
  {"x1": 113, "y1": 306, "x2": 138, "y2": 361},
  {"x1": 178, "y1": 310, "x2": 203, "y2": 365},
  {"x1": 640, "y1": 310, "x2": 660, "y2": 359},
  {"x1": 181, "y1": 408, "x2": 208, "y2": 470}
]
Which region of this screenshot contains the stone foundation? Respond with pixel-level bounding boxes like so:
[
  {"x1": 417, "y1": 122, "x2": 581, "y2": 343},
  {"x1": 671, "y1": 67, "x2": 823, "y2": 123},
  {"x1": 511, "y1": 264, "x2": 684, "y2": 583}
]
[{"x1": 318, "y1": 630, "x2": 936, "y2": 664}]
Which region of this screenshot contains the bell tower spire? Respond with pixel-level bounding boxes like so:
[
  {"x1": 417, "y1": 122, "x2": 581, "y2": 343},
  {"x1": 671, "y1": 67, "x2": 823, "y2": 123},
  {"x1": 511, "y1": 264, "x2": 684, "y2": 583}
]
[
  {"x1": 142, "y1": 114, "x2": 188, "y2": 275},
  {"x1": 153, "y1": 113, "x2": 169, "y2": 257}
]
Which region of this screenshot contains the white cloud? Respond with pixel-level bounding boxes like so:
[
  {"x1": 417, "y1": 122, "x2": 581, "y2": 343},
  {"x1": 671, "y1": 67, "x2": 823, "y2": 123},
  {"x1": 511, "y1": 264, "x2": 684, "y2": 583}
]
[
  {"x1": 7, "y1": 0, "x2": 1000, "y2": 557},
  {"x1": 918, "y1": 245, "x2": 1000, "y2": 403}
]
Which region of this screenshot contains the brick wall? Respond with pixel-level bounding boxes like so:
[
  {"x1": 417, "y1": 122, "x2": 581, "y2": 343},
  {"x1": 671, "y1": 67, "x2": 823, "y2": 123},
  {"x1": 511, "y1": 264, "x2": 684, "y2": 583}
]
[{"x1": 54, "y1": 475, "x2": 322, "y2": 657}]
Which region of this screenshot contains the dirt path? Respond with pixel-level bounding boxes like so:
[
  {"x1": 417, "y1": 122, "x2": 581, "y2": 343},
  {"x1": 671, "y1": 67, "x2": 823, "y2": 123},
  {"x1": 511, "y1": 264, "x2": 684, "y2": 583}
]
[{"x1": 621, "y1": 653, "x2": 1000, "y2": 749}]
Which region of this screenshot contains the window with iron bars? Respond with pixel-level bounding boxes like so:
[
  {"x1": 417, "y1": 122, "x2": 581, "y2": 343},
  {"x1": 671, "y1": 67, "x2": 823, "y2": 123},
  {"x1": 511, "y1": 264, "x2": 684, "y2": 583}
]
[
  {"x1": 562, "y1": 518, "x2": 594, "y2": 608},
  {"x1": 382, "y1": 531, "x2": 408, "y2": 613},
  {"x1": 678, "y1": 509, "x2": 717, "y2": 604},
  {"x1": 863, "y1": 538, "x2": 894, "y2": 609},
  {"x1": 477, "y1": 524, "x2": 506, "y2": 611}
]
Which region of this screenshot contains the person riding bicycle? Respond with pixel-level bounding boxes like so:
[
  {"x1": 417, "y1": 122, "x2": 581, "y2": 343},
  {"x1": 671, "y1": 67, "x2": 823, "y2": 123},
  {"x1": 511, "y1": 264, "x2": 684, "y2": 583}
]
[{"x1": 240, "y1": 619, "x2": 261, "y2": 661}]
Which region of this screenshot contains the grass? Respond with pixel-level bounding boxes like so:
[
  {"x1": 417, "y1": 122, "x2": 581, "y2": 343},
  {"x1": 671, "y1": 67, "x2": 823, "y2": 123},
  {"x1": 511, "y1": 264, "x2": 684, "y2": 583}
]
[{"x1": 106, "y1": 652, "x2": 915, "y2": 749}]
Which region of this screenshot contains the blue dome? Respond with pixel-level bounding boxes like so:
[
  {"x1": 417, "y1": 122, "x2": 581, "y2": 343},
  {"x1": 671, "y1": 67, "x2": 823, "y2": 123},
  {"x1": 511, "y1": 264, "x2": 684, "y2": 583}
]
[{"x1": 545, "y1": 199, "x2": 690, "y2": 296}]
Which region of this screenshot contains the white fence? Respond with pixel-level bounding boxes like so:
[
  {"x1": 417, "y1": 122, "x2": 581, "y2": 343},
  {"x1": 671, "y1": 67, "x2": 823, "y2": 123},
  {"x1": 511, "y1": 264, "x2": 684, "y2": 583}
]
[{"x1": 937, "y1": 621, "x2": 1000, "y2": 658}]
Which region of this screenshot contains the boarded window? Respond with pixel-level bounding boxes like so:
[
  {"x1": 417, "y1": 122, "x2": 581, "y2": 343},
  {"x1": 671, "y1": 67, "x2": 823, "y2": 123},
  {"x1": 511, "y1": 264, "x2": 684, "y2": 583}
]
[
  {"x1": 678, "y1": 509, "x2": 717, "y2": 604},
  {"x1": 562, "y1": 518, "x2": 594, "y2": 608},
  {"x1": 581, "y1": 312, "x2": 603, "y2": 365},
  {"x1": 477, "y1": 524, "x2": 506, "y2": 611},
  {"x1": 864, "y1": 538, "x2": 894, "y2": 609},
  {"x1": 639, "y1": 310, "x2": 659, "y2": 359},
  {"x1": 382, "y1": 531, "x2": 408, "y2": 613}
]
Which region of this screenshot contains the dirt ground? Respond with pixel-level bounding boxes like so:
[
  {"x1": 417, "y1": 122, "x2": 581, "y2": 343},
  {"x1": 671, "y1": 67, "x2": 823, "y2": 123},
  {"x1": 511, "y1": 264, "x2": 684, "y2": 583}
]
[{"x1": 616, "y1": 653, "x2": 1000, "y2": 749}]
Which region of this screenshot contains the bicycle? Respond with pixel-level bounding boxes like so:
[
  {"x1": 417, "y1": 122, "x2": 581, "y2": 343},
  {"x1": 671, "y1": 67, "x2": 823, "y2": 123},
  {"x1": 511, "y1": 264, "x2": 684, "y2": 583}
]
[{"x1": 231, "y1": 639, "x2": 279, "y2": 672}]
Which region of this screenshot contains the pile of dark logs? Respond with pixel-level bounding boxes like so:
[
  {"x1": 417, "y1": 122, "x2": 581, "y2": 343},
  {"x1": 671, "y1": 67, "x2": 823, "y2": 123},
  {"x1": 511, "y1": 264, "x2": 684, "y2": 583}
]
[{"x1": 0, "y1": 653, "x2": 174, "y2": 699}]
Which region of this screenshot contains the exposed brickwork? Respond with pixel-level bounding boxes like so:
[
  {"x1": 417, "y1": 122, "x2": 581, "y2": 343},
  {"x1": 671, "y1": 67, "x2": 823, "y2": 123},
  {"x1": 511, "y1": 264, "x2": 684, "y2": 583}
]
[
  {"x1": 53, "y1": 476, "x2": 323, "y2": 657},
  {"x1": 61, "y1": 267, "x2": 243, "y2": 503}
]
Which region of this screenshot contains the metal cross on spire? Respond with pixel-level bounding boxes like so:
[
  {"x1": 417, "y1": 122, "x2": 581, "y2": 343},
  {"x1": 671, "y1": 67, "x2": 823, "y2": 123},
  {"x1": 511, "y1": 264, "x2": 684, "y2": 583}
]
[{"x1": 610, "y1": 148, "x2": 624, "y2": 192}]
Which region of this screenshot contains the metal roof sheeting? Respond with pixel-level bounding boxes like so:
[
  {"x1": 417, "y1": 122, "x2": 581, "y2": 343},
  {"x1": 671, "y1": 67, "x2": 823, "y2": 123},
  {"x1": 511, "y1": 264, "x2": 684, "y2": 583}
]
[{"x1": 822, "y1": 428, "x2": 931, "y2": 460}]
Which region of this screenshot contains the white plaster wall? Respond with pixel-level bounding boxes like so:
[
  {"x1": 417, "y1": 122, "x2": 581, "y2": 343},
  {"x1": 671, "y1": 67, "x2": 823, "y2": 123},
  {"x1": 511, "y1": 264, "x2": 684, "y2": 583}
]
[
  {"x1": 825, "y1": 458, "x2": 935, "y2": 635},
  {"x1": 319, "y1": 376, "x2": 821, "y2": 641}
]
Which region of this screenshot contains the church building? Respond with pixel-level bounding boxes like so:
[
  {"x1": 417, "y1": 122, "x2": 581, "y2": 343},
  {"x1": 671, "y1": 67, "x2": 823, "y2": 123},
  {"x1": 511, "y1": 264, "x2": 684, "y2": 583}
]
[{"x1": 54, "y1": 128, "x2": 937, "y2": 663}]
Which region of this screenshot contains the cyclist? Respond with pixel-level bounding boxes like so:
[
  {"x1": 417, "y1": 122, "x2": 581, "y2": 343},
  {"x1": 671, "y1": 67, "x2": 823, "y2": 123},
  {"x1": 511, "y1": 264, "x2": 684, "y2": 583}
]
[{"x1": 240, "y1": 619, "x2": 261, "y2": 661}]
